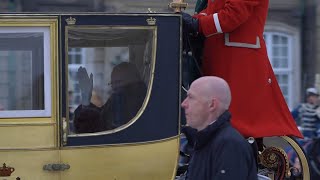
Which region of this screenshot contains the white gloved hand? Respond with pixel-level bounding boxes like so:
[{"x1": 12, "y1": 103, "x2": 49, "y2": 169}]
[{"x1": 77, "y1": 66, "x2": 93, "y2": 106}]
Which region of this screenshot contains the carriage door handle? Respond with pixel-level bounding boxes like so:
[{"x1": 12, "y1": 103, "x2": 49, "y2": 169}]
[{"x1": 43, "y1": 163, "x2": 70, "y2": 171}]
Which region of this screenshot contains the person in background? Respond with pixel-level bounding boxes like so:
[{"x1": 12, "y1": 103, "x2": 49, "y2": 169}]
[
  {"x1": 181, "y1": 76, "x2": 257, "y2": 180},
  {"x1": 180, "y1": 0, "x2": 302, "y2": 140},
  {"x1": 292, "y1": 87, "x2": 320, "y2": 139},
  {"x1": 288, "y1": 88, "x2": 320, "y2": 179}
]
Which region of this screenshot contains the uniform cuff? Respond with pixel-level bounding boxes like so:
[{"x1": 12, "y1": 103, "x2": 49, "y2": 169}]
[{"x1": 199, "y1": 13, "x2": 223, "y2": 37}]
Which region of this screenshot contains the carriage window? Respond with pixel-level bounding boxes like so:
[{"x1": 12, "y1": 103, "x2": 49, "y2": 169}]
[
  {"x1": 0, "y1": 27, "x2": 51, "y2": 118},
  {"x1": 67, "y1": 27, "x2": 154, "y2": 134}
]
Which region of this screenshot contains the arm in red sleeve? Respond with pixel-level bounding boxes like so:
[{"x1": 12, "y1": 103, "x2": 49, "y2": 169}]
[
  {"x1": 193, "y1": 8, "x2": 208, "y2": 19},
  {"x1": 199, "y1": 0, "x2": 260, "y2": 37}
]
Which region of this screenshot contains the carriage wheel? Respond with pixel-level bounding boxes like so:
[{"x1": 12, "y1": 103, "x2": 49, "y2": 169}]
[{"x1": 281, "y1": 136, "x2": 310, "y2": 179}]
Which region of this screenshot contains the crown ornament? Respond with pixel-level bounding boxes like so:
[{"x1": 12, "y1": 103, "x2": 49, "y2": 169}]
[
  {"x1": 65, "y1": 16, "x2": 76, "y2": 25},
  {"x1": 0, "y1": 163, "x2": 15, "y2": 177},
  {"x1": 146, "y1": 17, "x2": 156, "y2": 26}
]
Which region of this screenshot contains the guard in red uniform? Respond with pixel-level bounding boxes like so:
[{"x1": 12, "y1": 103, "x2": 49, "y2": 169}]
[{"x1": 182, "y1": 0, "x2": 302, "y2": 138}]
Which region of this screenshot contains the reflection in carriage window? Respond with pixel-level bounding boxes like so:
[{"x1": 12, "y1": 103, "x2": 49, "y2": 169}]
[
  {"x1": 67, "y1": 28, "x2": 154, "y2": 134},
  {"x1": 0, "y1": 30, "x2": 50, "y2": 117}
]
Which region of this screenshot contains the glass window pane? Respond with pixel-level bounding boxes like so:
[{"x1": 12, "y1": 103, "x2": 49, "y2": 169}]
[
  {"x1": 281, "y1": 36, "x2": 288, "y2": 44},
  {"x1": 283, "y1": 74, "x2": 288, "y2": 83},
  {"x1": 280, "y1": 46, "x2": 288, "y2": 57},
  {"x1": 68, "y1": 48, "x2": 84, "y2": 64},
  {"x1": 272, "y1": 46, "x2": 279, "y2": 56},
  {"x1": 75, "y1": 54, "x2": 82, "y2": 64},
  {"x1": 273, "y1": 35, "x2": 280, "y2": 44},
  {"x1": 280, "y1": 74, "x2": 288, "y2": 84},
  {"x1": 272, "y1": 57, "x2": 280, "y2": 68},
  {"x1": 280, "y1": 58, "x2": 288, "y2": 68},
  {"x1": 0, "y1": 51, "x2": 42, "y2": 111},
  {"x1": 275, "y1": 74, "x2": 289, "y2": 103},
  {"x1": 275, "y1": 74, "x2": 288, "y2": 89},
  {"x1": 67, "y1": 27, "x2": 154, "y2": 134},
  {"x1": 0, "y1": 27, "x2": 51, "y2": 118},
  {"x1": 282, "y1": 86, "x2": 288, "y2": 95},
  {"x1": 68, "y1": 54, "x2": 74, "y2": 64}
]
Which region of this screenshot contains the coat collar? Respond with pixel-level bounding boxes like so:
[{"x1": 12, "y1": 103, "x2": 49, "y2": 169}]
[{"x1": 194, "y1": 111, "x2": 231, "y2": 150}]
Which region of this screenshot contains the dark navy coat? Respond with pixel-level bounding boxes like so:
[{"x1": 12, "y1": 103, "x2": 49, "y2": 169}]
[{"x1": 185, "y1": 111, "x2": 257, "y2": 180}]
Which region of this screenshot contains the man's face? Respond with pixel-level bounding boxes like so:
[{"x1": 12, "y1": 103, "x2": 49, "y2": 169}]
[
  {"x1": 110, "y1": 70, "x2": 129, "y2": 92},
  {"x1": 307, "y1": 94, "x2": 319, "y2": 105},
  {"x1": 181, "y1": 86, "x2": 210, "y2": 130}
]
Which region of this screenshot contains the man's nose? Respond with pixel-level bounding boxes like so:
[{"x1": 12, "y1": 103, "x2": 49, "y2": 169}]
[{"x1": 181, "y1": 99, "x2": 187, "y2": 108}]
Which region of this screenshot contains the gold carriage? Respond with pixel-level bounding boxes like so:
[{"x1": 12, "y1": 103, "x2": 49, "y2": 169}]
[{"x1": 0, "y1": 13, "x2": 181, "y2": 179}]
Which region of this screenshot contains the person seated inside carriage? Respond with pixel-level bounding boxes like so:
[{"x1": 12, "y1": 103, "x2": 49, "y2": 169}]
[{"x1": 73, "y1": 62, "x2": 147, "y2": 133}]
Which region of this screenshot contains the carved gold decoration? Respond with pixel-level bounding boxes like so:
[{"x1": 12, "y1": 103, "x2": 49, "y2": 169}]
[
  {"x1": 146, "y1": 17, "x2": 156, "y2": 26},
  {"x1": 0, "y1": 163, "x2": 15, "y2": 177},
  {"x1": 169, "y1": 0, "x2": 188, "y2": 13},
  {"x1": 65, "y1": 16, "x2": 76, "y2": 25},
  {"x1": 259, "y1": 147, "x2": 291, "y2": 178}
]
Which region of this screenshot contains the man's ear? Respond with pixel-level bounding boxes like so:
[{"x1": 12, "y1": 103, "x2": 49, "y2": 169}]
[{"x1": 208, "y1": 98, "x2": 217, "y2": 111}]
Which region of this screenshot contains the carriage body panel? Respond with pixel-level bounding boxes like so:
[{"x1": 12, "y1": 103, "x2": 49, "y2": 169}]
[{"x1": 0, "y1": 13, "x2": 181, "y2": 179}]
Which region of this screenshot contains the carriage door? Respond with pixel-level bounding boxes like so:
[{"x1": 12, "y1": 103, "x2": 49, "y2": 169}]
[
  {"x1": 0, "y1": 16, "x2": 60, "y2": 179},
  {"x1": 59, "y1": 14, "x2": 181, "y2": 180}
]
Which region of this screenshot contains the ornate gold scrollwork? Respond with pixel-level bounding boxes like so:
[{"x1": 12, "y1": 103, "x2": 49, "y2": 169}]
[{"x1": 259, "y1": 147, "x2": 291, "y2": 179}]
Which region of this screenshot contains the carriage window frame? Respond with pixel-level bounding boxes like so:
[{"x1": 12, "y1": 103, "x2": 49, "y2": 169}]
[
  {"x1": 0, "y1": 20, "x2": 57, "y2": 118},
  {"x1": 66, "y1": 25, "x2": 157, "y2": 137}
]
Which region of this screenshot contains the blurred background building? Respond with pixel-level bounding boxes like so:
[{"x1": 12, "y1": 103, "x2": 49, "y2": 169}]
[{"x1": 1, "y1": 0, "x2": 320, "y2": 110}]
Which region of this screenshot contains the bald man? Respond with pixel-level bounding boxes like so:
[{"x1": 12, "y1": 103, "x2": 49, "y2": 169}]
[{"x1": 181, "y1": 76, "x2": 257, "y2": 180}]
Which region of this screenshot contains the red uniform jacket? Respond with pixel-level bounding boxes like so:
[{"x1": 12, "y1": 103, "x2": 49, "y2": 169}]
[{"x1": 195, "y1": 0, "x2": 302, "y2": 138}]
